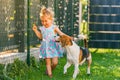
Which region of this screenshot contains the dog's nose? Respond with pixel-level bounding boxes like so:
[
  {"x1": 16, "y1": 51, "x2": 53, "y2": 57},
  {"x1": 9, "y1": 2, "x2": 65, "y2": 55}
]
[{"x1": 54, "y1": 36, "x2": 60, "y2": 42}]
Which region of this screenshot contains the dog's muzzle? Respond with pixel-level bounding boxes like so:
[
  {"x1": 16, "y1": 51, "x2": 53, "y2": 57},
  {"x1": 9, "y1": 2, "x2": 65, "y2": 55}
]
[{"x1": 54, "y1": 36, "x2": 60, "y2": 42}]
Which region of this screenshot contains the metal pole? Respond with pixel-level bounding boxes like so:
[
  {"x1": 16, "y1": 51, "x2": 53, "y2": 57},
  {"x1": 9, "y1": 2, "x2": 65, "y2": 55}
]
[{"x1": 27, "y1": 0, "x2": 30, "y2": 66}]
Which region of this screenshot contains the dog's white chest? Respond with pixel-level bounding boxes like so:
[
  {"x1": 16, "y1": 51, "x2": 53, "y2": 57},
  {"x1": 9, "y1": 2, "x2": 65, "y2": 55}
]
[{"x1": 65, "y1": 41, "x2": 80, "y2": 64}]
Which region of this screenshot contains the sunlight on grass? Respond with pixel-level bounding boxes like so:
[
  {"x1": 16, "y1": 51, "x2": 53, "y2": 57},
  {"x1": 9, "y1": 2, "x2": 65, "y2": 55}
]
[
  {"x1": 90, "y1": 48, "x2": 120, "y2": 53},
  {"x1": 112, "y1": 68, "x2": 120, "y2": 77},
  {"x1": 11, "y1": 48, "x2": 120, "y2": 80}
]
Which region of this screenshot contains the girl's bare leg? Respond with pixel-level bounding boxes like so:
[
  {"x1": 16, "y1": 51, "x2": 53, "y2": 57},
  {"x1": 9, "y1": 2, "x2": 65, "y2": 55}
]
[
  {"x1": 51, "y1": 57, "x2": 58, "y2": 70},
  {"x1": 45, "y1": 58, "x2": 52, "y2": 78}
]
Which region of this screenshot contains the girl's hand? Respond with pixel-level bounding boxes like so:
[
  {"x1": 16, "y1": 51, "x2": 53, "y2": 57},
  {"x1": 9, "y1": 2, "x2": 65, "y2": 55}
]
[{"x1": 32, "y1": 24, "x2": 37, "y2": 31}]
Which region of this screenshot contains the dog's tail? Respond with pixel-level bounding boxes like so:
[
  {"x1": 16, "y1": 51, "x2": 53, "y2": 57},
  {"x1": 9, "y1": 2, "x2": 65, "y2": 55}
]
[{"x1": 84, "y1": 38, "x2": 88, "y2": 48}]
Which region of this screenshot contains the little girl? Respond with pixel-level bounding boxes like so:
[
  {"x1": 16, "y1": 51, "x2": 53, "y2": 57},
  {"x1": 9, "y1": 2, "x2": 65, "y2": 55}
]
[{"x1": 33, "y1": 6, "x2": 68, "y2": 78}]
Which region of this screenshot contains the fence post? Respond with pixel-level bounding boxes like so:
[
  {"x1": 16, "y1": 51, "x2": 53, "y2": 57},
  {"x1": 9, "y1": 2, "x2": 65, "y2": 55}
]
[{"x1": 27, "y1": 0, "x2": 30, "y2": 66}]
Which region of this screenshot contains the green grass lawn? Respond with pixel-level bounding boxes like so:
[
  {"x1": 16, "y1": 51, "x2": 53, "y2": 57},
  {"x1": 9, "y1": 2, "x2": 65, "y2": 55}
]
[{"x1": 14, "y1": 49, "x2": 120, "y2": 80}]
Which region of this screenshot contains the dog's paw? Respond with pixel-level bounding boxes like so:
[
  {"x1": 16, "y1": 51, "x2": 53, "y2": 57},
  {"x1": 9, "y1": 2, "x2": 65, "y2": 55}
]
[
  {"x1": 63, "y1": 70, "x2": 67, "y2": 74},
  {"x1": 72, "y1": 71, "x2": 79, "y2": 79},
  {"x1": 63, "y1": 72, "x2": 67, "y2": 74},
  {"x1": 72, "y1": 75, "x2": 77, "y2": 80}
]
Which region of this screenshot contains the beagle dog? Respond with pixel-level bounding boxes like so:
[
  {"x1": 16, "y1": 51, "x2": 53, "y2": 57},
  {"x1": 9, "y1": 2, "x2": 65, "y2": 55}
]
[{"x1": 58, "y1": 35, "x2": 92, "y2": 79}]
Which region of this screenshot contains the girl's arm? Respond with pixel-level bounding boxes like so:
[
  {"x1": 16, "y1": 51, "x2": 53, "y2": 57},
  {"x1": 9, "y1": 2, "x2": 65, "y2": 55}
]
[
  {"x1": 54, "y1": 26, "x2": 73, "y2": 40},
  {"x1": 54, "y1": 26, "x2": 65, "y2": 36},
  {"x1": 32, "y1": 24, "x2": 42, "y2": 39}
]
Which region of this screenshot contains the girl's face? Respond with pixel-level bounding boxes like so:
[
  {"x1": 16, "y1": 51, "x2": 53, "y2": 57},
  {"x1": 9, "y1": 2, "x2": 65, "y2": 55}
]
[{"x1": 41, "y1": 16, "x2": 53, "y2": 28}]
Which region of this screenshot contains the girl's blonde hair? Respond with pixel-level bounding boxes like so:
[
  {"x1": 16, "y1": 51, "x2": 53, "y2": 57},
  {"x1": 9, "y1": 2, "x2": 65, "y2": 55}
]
[{"x1": 40, "y1": 6, "x2": 54, "y2": 20}]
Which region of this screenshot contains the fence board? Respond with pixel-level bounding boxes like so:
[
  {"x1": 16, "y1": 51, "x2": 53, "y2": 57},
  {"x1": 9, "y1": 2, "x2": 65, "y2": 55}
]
[{"x1": 89, "y1": 0, "x2": 120, "y2": 48}]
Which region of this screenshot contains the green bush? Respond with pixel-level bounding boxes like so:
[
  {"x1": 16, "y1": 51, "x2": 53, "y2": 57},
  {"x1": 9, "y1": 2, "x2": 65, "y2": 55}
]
[
  {"x1": 0, "y1": 64, "x2": 8, "y2": 80},
  {"x1": 6, "y1": 58, "x2": 29, "y2": 79},
  {"x1": 0, "y1": 64, "x2": 4, "y2": 74},
  {"x1": 30, "y1": 56, "x2": 38, "y2": 68}
]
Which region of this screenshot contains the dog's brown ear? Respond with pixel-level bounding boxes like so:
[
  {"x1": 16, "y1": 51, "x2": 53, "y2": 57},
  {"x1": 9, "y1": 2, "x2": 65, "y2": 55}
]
[
  {"x1": 60, "y1": 35, "x2": 73, "y2": 47},
  {"x1": 63, "y1": 35, "x2": 73, "y2": 46},
  {"x1": 70, "y1": 39, "x2": 73, "y2": 45},
  {"x1": 66, "y1": 38, "x2": 73, "y2": 46}
]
